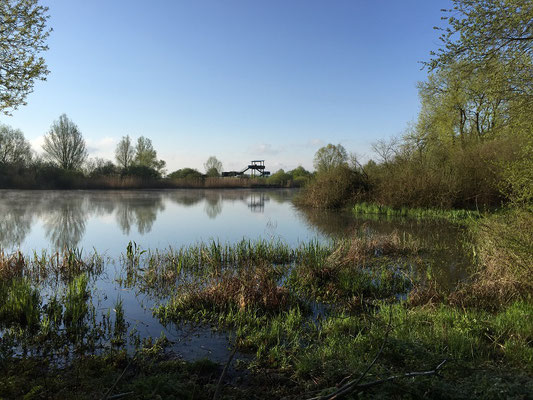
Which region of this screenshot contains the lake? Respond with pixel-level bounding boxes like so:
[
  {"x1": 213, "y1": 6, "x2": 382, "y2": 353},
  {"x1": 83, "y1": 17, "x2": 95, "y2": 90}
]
[{"x1": 0, "y1": 188, "x2": 470, "y2": 361}]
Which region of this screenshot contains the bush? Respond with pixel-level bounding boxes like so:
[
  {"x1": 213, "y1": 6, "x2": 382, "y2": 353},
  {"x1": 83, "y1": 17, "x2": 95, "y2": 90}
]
[
  {"x1": 122, "y1": 165, "x2": 161, "y2": 179},
  {"x1": 267, "y1": 169, "x2": 291, "y2": 186},
  {"x1": 294, "y1": 165, "x2": 367, "y2": 209},
  {"x1": 167, "y1": 168, "x2": 203, "y2": 180}
]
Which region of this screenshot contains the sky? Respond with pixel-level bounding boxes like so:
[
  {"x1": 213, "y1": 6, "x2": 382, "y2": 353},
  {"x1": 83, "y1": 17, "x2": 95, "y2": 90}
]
[{"x1": 2, "y1": 0, "x2": 451, "y2": 173}]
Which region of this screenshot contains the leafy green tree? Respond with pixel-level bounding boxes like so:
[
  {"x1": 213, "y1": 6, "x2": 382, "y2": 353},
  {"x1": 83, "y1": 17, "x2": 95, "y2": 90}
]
[
  {"x1": 289, "y1": 165, "x2": 312, "y2": 186},
  {"x1": 115, "y1": 135, "x2": 135, "y2": 169},
  {"x1": 168, "y1": 168, "x2": 203, "y2": 179},
  {"x1": 313, "y1": 144, "x2": 348, "y2": 173},
  {"x1": 267, "y1": 169, "x2": 291, "y2": 186},
  {"x1": 133, "y1": 136, "x2": 165, "y2": 172},
  {"x1": 42, "y1": 114, "x2": 87, "y2": 170},
  {"x1": 428, "y1": 0, "x2": 533, "y2": 71},
  {"x1": 204, "y1": 156, "x2": 223, "y2": 177},
  {"x1": 0, "y1": 0, "x2": 51, "y2": 114},
  {"x1": 0, "y1": 124, "x2": 32, "y2": 165}
]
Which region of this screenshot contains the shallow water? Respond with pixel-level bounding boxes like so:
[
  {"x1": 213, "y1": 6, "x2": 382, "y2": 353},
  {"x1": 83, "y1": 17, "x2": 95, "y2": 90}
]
[{"x1": 0, "y1": 188, "x2": 471, "y2": 361}]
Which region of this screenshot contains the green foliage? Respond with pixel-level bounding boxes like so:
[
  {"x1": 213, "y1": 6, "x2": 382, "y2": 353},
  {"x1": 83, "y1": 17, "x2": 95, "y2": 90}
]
[
  {"x1": 0, "y1": 278, "x2": 40, "y2": 331},
  {"x1": 353, "y1": 202, "x2": 481, "y2": 221},
  {"x1": 428, "y1": 0, "x2": 533, "y2": 73},
  {"x1": 64, "y1": 274, "x2": 90, "y2": 339},
  {"x1": 168, "y1": 167, "x2": 203, "y2": 179},
  {"x1": 469, "y1": 208, "x2": 533, "y2": 290},
  {"x1": 295, "y1": 164, "x2": 367, "y2": 208},
  {"x1": 313, "y1": 143, "x2": 348, "y2": 173},
  {"x1": 288, "y1": 165, "x2": 312, "y2": 186},
  {"x1": 133, "y1": 136, "x2": 166, "y2": 173},
  {"x1": 0, "y1": 0, "x2": 51, "y2": 114},
  {"x1": 500, "y1": 142, "x2": 533, "y2": 205},
  {"x1": 266, "y1": 169, "x2": 291, "y2": 186}
]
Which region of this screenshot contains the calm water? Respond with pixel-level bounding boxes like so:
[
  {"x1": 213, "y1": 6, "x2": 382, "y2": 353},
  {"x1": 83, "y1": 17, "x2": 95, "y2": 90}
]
[
  {"x1": 0, "y1": 189, "x2": 470, "y2": 360},
  {"x1": 0, "y1": 189, "x2": 348, "y2": 254}
]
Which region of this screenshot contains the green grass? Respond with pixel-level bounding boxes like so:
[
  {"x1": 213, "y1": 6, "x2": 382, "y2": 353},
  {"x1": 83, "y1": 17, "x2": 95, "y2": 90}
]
[{"x1": 353, "y1": 202, "x2": 482, "y2": 221}]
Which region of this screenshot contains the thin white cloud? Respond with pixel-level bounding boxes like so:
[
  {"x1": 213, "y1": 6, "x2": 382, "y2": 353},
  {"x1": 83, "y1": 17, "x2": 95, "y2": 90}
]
[
  {"x1": 86, "y1": 137, "x2": 116, "y2": 159},
  {"x1": 248, "y1": 143, "x2": 283, "y2": 156},
  {"x1": 29, "y1": 135, "x2": 45, "y2": 154}
]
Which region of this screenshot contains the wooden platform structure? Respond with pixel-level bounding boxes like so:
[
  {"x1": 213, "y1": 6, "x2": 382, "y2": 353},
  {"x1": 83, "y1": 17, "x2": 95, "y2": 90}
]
[{"x1": 222, "y1": 160, "x2": 271, "y2": 177}]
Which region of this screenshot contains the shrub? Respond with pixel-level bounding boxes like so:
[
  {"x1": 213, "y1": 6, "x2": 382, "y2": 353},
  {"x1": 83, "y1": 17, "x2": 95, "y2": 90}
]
[{"x1": 294, "y1": 165, "x2": 367, "y2": 209}]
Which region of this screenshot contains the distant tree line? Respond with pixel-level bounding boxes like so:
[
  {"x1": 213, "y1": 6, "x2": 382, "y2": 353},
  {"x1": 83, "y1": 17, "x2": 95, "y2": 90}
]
[{"x1": 0, "y1": 115, "x2": 312, "y2": 189}]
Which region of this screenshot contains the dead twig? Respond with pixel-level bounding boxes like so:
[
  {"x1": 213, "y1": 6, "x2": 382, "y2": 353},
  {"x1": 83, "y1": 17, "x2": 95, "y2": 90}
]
[{"x1": 306, "y1": 360, "x2": 447, "y2": 400}]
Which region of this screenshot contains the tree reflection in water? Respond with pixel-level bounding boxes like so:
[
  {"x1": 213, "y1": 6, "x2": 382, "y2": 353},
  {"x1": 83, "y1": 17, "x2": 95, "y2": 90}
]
[
  {"x1": 114, "y1": 192, "x2": 165, "y2": 235},
  {"x1": 204, "y1": 192, "x2": 222, "y2": 219},
  {"x1": 42, "y1": 194, "x2": 87, "y2": 249},
  {"x1": 0, "y1": 192, "x2": 34, "y2": 249}
]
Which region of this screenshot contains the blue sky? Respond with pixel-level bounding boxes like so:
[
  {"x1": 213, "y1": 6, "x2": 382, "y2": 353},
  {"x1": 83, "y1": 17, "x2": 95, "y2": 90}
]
[{"x1": 2, "y1": 0, "x2": 450, "y2": 173}]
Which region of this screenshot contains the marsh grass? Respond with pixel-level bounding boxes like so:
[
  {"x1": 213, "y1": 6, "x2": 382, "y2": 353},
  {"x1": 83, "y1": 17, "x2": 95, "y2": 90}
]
[
  {"x1": 1, "y1": 225, "x2": 532, "y2": 399},
  {"x1": 0, "y1": 248, "x2": 102, "y2": 284},
  {"x1": 353, "y1": 202, "x2": 482, "y2": 221},
  {"x1": 410, "y1": 209, "x2": 533, "y2": 310}
]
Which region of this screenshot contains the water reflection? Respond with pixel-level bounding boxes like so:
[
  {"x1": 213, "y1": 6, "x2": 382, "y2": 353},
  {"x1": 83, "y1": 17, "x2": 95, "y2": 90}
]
[
  {"x1": 204, "y1": 192, "x2": 222, "y2": 219},
  {"x1": 0, "y1": 188, "x2": 470, "y2": 288},
  {"x1": 296, "y1": 207, "x2": 470, "y2": 287},
  {"x1": 0, "y1": 193, "x2": 33, "y2": 248},
  {"x1": 42, "y1": 195, "x2": 87, "y2": 249},
  {"x1": 0, "y1": 189, "x2": 301, "y2": 251},
  {"x1": 114, "y1": 192, "x2": 165, "y2": 234}
]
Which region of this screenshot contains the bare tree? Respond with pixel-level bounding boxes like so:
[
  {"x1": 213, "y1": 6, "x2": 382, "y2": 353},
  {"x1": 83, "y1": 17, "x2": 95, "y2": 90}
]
[
  {"x1": 0, "y1": 124, "x2": 32, "y2": 165},
  {"x1": 371, "y1": 137, "x2": 400, "y2": 164},
  {"x1": 115, "y1": 135, "x2": 135, "y2": 169},
  {"x1": 42, "y1": 114, "x2": 87, "y2": 170},
  {"x1": 204, "y1": 156, "x2": 223, "y2": 177}
]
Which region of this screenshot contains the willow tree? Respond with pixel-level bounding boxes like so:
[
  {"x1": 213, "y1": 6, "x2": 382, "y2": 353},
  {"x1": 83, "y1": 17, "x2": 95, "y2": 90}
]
[
  {"x1": 42, "y1": 114, "x2": 87, "y2": 170},
  {"x1": 0, "y1": 0, "x2": 51, "y2": 114},
  {"x1": 426, "y1": 0, "x2": 533, "y2": 204}
]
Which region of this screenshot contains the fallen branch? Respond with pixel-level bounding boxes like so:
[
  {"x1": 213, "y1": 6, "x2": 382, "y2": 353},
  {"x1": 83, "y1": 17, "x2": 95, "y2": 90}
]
[
  {"x1": 306, "y1": 308, "x2": 393, "y2": 400},
  {"x1": 306, "y1": 360, "x2": 447, "y2": 400}
]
